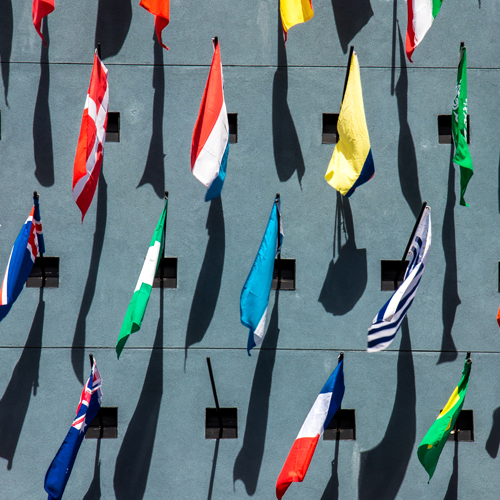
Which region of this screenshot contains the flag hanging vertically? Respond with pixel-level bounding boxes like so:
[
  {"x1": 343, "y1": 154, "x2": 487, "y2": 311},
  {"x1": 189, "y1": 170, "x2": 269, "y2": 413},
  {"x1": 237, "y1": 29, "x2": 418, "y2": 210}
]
[
  {"x1": 324, "y1": 51, "x2": 374, "y2": 197},
  {"x1": 452, "y1": 44, "x2": 473, "y2": 207},
  {"x1": 276, "y1": 356, "x2": 345, "y2": 500},
  {"x1": 191, "y1": 38, "x2": 229, "y2": 202},
  {"x1": 116, "y1": 198, "x2": 168, "y2": 358},
  {"x1": 0, "y1": 194, "x2": 45, "y2": 323},
  {"x1": 240, "y1": 196, "x2": 283, "y2": 355},
  {"x1": 32, "y1": 0, "x2": 54, "y2": 46},
  {"x1": 140, "y1": 0, "x2": 170, "y2": 50},
  {"x1": 406, "y1": 0, "x2": 443, "y2": 62},
  {"x1": 367, "y1": 206, "x2": 431, "y2": 352},
  {"x1": 417, "y1": 355, "x2": 472, "y2": 481},
  {"x1": 72, "y1": 50, "x2": 109, "y2": 221},
  {"x1": 44, "y1": 358, "x2": 103, "y2": 500},
  {"x1": 280, "y1": 0, "x2": 314, "y2": 42}
]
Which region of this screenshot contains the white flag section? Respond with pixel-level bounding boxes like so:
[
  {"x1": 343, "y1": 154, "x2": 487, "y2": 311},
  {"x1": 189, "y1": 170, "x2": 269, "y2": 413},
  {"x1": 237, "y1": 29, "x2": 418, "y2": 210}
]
[{"x1": 367, "y1": 207, "x2": 431, "y2": 352}]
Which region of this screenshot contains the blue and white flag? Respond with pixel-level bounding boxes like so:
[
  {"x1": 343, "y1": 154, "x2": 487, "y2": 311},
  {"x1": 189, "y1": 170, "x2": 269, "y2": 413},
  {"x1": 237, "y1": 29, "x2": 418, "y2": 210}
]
[
  {"x1": 367, "y1": 206, "x2": 431, "y2": 352},
  {"x1": 0, "y1": 194, "x2": 45, "y2": 322},
  {"x1": 44, "y1": 358, "x2": 102, "y2": 500},
  {"x1": 240, "y1": 196, "x2": 283, "y2": 354}
]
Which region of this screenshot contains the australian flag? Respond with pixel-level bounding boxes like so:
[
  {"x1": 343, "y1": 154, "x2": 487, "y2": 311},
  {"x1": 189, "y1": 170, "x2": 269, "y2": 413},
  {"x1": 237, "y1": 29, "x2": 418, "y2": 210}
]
[
  {"x1": 44, "y1": 358, "x2": 102, "y2": 500},
  {"x1": 0, "y1": 194, "x2": 45, "y2": 322}
]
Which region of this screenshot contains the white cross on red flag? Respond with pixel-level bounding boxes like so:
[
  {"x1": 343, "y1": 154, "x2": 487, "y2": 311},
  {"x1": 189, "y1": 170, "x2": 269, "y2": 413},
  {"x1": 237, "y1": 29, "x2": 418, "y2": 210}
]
[{"x1": 72, "y1": 51, "x2": 109, "y2": 221}]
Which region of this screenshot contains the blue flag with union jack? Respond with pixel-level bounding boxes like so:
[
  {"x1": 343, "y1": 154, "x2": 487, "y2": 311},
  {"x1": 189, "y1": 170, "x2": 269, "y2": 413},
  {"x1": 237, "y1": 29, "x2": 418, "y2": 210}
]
[
  {"x1": 0, "y1": 194, "x2": 45, "y2": 322},
  {"x1": 44, "y1": 359, "x2": 102, "y2": 500}
]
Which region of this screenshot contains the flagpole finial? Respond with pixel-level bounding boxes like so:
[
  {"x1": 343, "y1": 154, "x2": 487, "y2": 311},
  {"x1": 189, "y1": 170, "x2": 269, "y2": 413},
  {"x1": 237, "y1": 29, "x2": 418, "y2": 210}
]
[
  {"x1": 338, "y1": 352, "x2": 344, "y2": 362},
  {"x1": 97, "y1": 43, "x2": 101, "y2": 59},
  {"x1": 33, "y1": 190, "x2": 39, "y2": 199},
  {"x1": 460, "y1": 41, "x2": 465, "y2": 48},
  {"x1": 213, "y1": 37, "x2": 219, "y2": 48},
  {"x1": 466, "y1": 352, "x2": 471, "y2": 363},
  {"x1": 164, "y1": 191, "x2": 169, "y2": 200},
  {"x1": 276, "y1": 193, "x2": 280, "y2": 200},
  {"x1": 89, "y1": 353, "x2": 94, "y2": 368}
]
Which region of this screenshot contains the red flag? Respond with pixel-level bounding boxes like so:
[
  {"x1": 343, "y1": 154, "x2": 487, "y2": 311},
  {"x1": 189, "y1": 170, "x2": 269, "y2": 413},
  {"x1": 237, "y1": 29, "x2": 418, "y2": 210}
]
[
  {"x1": 32, "y1": 0, "x2": 55, "y2": 46},
  {"x1": 140, "y1": 0, "x2": 170, "y2": 50},
  {"x1": 497, "y1": 305, "x2": 500, "y2": 329},
  {"x1": 72, "y1": 51, "x2": 109, "y2": 221}
]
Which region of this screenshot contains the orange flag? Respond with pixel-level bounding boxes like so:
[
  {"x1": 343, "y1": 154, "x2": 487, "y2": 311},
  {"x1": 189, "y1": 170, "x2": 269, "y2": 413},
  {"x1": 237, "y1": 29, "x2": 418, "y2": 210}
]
[
  {"x1": 497, "y1": 305, "x2": 500, "y2": 328},
  {"x1": 140, "y1": 0, "x2": 170, "y2": 50},
  {"x1": 32, "y1": 0, "x2": 55, "y2": 46}
]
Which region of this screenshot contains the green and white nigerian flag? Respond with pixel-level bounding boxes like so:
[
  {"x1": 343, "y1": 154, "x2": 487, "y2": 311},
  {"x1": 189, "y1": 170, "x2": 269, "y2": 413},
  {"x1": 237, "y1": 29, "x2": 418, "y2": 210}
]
[
  {"x1": 417, "y1": 355, "x2": 472, "y2": 481},
  {"x1": 452, "y1": 44, "x2": 473, "y2": 207},
  {"x1": 116, "y1": 199, "x2": 168, "y2": 358}
]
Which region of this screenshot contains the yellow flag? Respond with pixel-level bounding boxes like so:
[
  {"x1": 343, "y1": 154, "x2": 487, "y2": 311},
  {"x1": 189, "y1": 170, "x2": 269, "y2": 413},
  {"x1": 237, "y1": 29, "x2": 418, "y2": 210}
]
[{"x1": 280, "y1": 0, "x2": 314, "y2": 38}]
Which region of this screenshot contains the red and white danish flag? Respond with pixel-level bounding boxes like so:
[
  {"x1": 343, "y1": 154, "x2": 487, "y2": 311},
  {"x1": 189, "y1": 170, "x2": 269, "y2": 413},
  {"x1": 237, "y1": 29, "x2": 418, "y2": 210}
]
[{"x1": 72, "y1": 51, "x2": 109, "y2": 221}]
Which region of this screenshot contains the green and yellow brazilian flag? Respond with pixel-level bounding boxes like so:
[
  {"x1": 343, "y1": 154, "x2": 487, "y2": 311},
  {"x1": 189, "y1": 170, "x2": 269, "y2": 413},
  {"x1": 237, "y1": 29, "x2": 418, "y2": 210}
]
[{"x1": 417, "y1": 355, "x2": 472, "y2": 481}]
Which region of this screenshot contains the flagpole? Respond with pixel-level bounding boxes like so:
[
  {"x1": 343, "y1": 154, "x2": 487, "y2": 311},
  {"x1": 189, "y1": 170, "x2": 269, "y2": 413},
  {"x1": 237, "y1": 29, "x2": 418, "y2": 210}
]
[
  {"x1": 336, "y1": 352, "x2": 344, "y2": 435},
  {"x1": 89, "y1": 353, "x2": 94, "y2": 368},
  {"x1": 276, "y1": 193, "x2": 281, "y2": 291},
  {"x1": 160, "y1": 191, "x2": 168, "y2": 288},
  {"x1": 33, "y1": 191, "x2": 46, "y2": 288},
  {"x1": 213, "y1": 36, "x2": 218, "y2": 49},
  {"x1": 206, "y1": 357, "x2": 224, "y2": 439},
  {"x1": 97, "y1": 43, "x2": 101, "y2": 59}
]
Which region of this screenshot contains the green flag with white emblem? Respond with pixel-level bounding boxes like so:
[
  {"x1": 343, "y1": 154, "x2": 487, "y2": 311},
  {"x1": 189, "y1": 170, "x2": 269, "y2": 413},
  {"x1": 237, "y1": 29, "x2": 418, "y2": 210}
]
[{"x1": 116, "y1": 198, "x2": 168, "y2": 358}]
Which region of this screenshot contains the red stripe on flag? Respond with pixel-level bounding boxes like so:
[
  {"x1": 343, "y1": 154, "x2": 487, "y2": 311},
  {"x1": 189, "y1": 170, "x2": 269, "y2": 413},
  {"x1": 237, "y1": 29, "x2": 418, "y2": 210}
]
[
  {"x1": 405, "y1": 0, "x2": 416, "y2": 62},
  {"x1": 140, "y1": 0, "x2": 170, "y2": 50}
]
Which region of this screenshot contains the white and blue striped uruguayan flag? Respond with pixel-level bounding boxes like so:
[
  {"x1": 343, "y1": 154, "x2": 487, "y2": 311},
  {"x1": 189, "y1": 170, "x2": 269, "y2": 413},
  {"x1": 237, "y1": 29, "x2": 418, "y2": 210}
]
[
  {"x1": 240, "y1": 196, "x2": 283, "y2": 355},
  {"x1": 367, "y1": 206, "x2": 431, "y2": 352}
]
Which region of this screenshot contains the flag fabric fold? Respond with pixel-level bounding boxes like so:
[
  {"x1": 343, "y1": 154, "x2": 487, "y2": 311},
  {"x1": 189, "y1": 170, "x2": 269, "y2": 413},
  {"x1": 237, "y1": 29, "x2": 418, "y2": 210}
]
[
  {"x1": 452, "y1": 45, "x2": 473, "y2": 207},
  {"x1": 0, "y1": 195, "x2": 44, "y2": 322},
  {"x1": 324, "y1": 52, "x2": 374, "y2": 197},
  {"x1": 191, "y1": 38, "x2": 229, "y2": 202},
  {"x1": 276, "y1": 358, "x2": 345, "y2": 500},
  {"x1": 72, "y1": 51, "x2": 109, "y2": 221},
  {"x1": 417, "y1": 355, "x2": 472, "y2": 481},
  {"x1": 32, "y1": 0, "x2": 55, "y2": 46},
  {"x1": 140, "y1": 0, "x2": 170, "y2": 50},
  {"x1": 280, "y1": 0, "x2": 314, "y2": 41},
  {"x1": 367, "y1": 206, "x2": 431, "y2": 352},
  {"x1": 406, "y1": 0, "x2": 443, "y2": 62},
  {"x1": 116, "y1": 199, "x2": 168, "y2": 358},
  {"x1": 44, "y1": 358, "x2": 103, "y2": 500},
  {"x1": 240, "y1": 196, "x2": 283, "y2": 354}
]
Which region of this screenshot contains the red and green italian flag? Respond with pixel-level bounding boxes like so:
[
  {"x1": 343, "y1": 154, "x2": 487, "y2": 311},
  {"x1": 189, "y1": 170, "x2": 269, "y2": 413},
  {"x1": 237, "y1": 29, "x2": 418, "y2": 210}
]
[{"x1": 406, "y1": 0, "x2": 443, "y2": 62}]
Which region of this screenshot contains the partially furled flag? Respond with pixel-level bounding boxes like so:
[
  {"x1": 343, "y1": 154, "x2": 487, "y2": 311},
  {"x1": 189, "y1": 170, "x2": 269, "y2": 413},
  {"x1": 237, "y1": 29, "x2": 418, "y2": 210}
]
[
  {"x1": 280, "y1": 0, "x2": 314, "y2": 42},
  {"x1": 44, "y1": 358, "x2": 102, "y2": 500},
  {"x1": 406, "y1": 0, "x2": 443, "y2": 62},
  {"x1": 276, "y1": 357, "x2": 345, "y2": 500},
  {"x1": 140, "y1": 0, "x2": 170, "y2": 50},
  {"x1": 240, "y1": 196, "x2": 283, "y2": 355},
  {"x1": 417, "y1": 355, "x2": 472, "y2": 481},
  {"x1": 32, "y1": 0, "x2": 54, "y2": 46},
  {"x1": 191, "y1": 38, "x2": 229, "y2": 202},
  {"x1": 367, "y1": 206, "x2": 431, "y2": 352},
  {"x1": 72, "y1": 50, "x2": 109, "y2": 221},
  {"x1": 325, "y1": 51, "x2": 374, "y2": 197},
  {"x1": 452, "y1": 44, "x2": 473, "y2": 207},
  {"x1": 116, "y1": 199, "x2": 168, "y2": 358},
  {"x1": 0, "y1": 194, "x2": 45, "y2": 323}
]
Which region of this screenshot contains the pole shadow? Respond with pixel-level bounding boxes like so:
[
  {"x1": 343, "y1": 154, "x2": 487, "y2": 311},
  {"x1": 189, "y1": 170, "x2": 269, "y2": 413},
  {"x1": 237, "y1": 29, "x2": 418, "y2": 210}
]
[
  {"x1": 390, "y1": 0, "x2": 397, "y2": 95},
  {"x1": 137, "y1": 34, "x2": 165, "y2": 198},
  {"x1": 33, "y1": 18, "x2": 54, "y2": 187},
  {"x1": 0, "y1": 289, "x2": 44, "y2": 470},
  {"x1": 485, "y1": 407, "x2": 500, "y2": 458},
  {"x1": 358, "y1": 317, "x2": 415, "y2": 500},
  {"x1": 184, "y1": 198, "x2": 225, "y2": 366},
  {"x1": 320, "y1": 434, "x2": 340, "y2": 500},
  {"x1": 94, "y1": 0, "x2": 132, "y2": 59},
  {"x1": 443, "y1": 440, "x2": 459, "y2": 500},
  {"x1": 438, "y1": 147, "x2": 459, "y2": 364},
  {"x1": 0, "y1": 0, "x2": 13, "y2": 105},
  {"x1": 330, "y1": 0, "x2": 373, "y2": 53},
  {"x1": 272, "y1": 6, "x2": 305, "y2": 187},
  {"x1": 82, "y1": 438, "x2": 101, "y2": 500},
  {"x1": 72, "y1": 169, "x2": 107, "y2": 384},
  {"x1": 113, "y1": 291, "x2": 163, "y2": 500},
  {"x1": 207, "y1": 437, "x2": 220, "y2": 500},
  {"x1": 233, "y1": 291, "x2": 280, "y2": 495},
  {"x1": 395, "y1": 25, "x2": 422, "y2": 219},
  {"x1": 318, "y1": 192, "x2": 367, "y2": 315}
]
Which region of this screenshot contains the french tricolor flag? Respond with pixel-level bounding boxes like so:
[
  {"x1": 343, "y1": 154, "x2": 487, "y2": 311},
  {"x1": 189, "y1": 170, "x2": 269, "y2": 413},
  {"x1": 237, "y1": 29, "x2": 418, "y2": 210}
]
[
  {"x1": 276, "y1": 357, "x2": 345, "y2": 500},
  {"x1": 191, "y1": 37, "x2": 229, "y2": 202}
]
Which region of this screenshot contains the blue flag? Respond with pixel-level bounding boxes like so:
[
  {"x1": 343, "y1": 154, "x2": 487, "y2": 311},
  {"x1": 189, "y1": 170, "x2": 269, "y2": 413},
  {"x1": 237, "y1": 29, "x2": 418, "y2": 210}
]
[
  {"x1": 44, "y1": 359, "x2": 102, "y2": 500},
  {"x1": 240, "y1": 196, "x2": 283, "y2": 354}
]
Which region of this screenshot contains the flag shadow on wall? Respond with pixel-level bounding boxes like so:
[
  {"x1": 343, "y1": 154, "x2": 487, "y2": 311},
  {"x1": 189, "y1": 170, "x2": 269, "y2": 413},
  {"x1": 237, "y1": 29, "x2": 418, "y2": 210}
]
[
  {"x1": 330, "y1": 0, "x2": 373, "y2": 54},
  {"x1": 82, "y1": 438, "x2": 102, "y2": 500},
  {"x1": 320, "y1": 432, "x2": 341, "y2": 500},
  {"x1": 272, "y1": 5, "x2": 305, "y2": 188},
  {"x1": 318, "y1": 192, "x2": 367, "y2": 316},
  {"x1": 233, "y1": 291, "x2": 280, "y2": 495},
  {"x1": 0, "y1": 289, "x2": 44, "y2": 470},
  {"x1": 443, "y1": 440, "x2": 459, "y2": 500},
  {"x1": 137, "y1": 34, "x2": 165, "y2": 199},
  {"x1": 33, "y1": 18, "x2": 54, "y2": 187},
  {"x1": 357, "y1": 317, "x2": 415, "y2": 500},
  {"x1": 94, "y1": 0, "x2": 132, "y2": 60},
  {"x1": 184, "y1": 198, "x2": 225, "y2": 367},
  {"x1": 0, "y1": 0, "x2": 12, "y2": 105},
  {"x1": 72, "y1": 169, "x2": 107, "y2": 384},
  {"x1": 485, "y1": 407, "x2": 500, "y2": 458}
]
